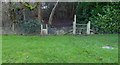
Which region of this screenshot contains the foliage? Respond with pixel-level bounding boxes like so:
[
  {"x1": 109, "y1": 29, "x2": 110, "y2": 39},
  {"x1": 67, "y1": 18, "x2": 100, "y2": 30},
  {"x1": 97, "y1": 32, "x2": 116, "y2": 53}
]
[
  {"x1": 89, "y1": 3, "x2": 120, "y2": 33},
  {"x1": 76, "y1": 2, "x2": 95, "y2": 24},
  {"x1": 4, "y1": 2, "x2": 119, "y2": 34},
  {"x1": 22, "y1": 2, "x2": 39, "y2": 10},
  {"x1": 7, "y1": 2, "x2": 39, "y2": 22},
  {"x1": 8, "y1": 2, "x2": 17, "y2": 22},
  {"x1": 19, "y1": 19, "x2": 41, "y2": 34},
  {"x1": 76, "y1": 2, "x2": 120, "y2": 33}
]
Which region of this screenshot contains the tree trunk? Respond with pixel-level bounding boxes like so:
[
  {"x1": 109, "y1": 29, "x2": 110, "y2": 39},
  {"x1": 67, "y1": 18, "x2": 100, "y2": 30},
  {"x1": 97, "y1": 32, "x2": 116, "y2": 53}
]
[
  {"x1": 48, "y1": 0, "x2": 59, "y2": 25},
  {"x1": 23, "y1": 9, "x2": 26, "y2": 21},
  {"x1": 38, "y1": 2, "x2": 42, "y2": 22},
  {"x1": 9, "y1": 2, "x2": 15, "y2": 32}
]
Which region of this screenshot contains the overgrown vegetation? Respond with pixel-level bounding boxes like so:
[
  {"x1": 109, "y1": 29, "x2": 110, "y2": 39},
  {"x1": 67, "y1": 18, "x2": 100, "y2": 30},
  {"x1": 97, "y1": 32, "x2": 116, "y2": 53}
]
[
  {"x1": 76, "y1": 2, "x2": 120, "y2": 33},
  {"x1": 2, "y1": 2, "x2": 119, "y2": 34}
]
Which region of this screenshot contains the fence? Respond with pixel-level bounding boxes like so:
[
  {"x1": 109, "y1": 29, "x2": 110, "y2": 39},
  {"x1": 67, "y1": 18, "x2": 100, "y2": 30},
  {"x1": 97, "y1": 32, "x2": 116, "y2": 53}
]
[
  {"x1": 40, "y1": 15, "x2": 91, "y2": 35},
  {"x1": 41, "y1": 23, "x2": 48, "y2": 35},
  {"x1": 73, "y1": 15, "x2": 91, "y2": 35}
]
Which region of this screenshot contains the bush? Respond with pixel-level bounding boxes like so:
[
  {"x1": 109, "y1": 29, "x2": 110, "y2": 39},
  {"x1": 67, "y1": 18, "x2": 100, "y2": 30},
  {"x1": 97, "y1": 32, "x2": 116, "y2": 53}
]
[
  {"x1": 19, "y1": 19, "x2": 41, "y2": 34},
  {"x1": 76, "y1": 2, "x2": 119, "y2": 34},
  {"x1": 89, "y1": 4, "x2": 119, "y2": 33}
]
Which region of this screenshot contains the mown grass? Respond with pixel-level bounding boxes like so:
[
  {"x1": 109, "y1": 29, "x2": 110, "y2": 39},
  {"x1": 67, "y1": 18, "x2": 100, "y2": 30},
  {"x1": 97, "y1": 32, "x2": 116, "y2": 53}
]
[
  {"x1": 0, "y1": 35, "x2": 2, "y2": 64},
  {"x1": 2, "y1": 34, "x2": 118, "y2": 63}
]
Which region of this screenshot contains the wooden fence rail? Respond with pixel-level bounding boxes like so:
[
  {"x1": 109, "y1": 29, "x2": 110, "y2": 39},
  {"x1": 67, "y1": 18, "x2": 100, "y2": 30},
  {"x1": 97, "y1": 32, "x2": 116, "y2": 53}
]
[{"x1": 73, "y1": 15, "x2": 91, "y2": 34}]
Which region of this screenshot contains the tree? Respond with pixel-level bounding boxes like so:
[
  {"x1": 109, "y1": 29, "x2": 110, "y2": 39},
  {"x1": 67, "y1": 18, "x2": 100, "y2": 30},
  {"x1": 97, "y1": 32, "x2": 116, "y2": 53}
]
[
  {"x1": 76, "y1": 2, "x2": 96, "y2": 24},
  {"x1": 38, "y1": 2, "x2": 42, "y2": 22},
  {"x1": 48, "y1": 0, "x2": 59, "y2": 25}
]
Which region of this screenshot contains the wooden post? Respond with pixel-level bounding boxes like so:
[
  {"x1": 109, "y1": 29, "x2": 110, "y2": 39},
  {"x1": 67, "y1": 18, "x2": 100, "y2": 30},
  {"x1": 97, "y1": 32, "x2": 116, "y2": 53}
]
[
  {"x1": 41, "y1": 24, "x2": 43, "y2": 35},
  {"x1": 12, "y1": 23, "x2": 14, "y2": 32},
  {"x1": 46, "y1": 24, "x2": 48, "y2": 34},
  {"x1": 41, "y1": 24, "x2": 48, "y2": 35},
  {"x1": 87, "y1": 21, "x2": 90, "y2": 34},
  {"x1": 73, "y1": 15, "x2": 76, "y2": 34}
]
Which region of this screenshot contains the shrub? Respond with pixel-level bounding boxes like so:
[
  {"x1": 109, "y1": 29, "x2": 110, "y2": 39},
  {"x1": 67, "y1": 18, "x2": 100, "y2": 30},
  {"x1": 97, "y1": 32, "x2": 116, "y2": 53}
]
[
  {"x1": 19, "y1": 19, "x2": 41, "y2": 34},
  {"x1": 90, "y1": 4, "x2": 119, "y2": 33}
]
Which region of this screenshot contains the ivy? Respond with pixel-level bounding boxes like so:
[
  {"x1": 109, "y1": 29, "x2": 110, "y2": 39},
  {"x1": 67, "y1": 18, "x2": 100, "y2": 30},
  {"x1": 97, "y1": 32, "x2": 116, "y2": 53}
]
[{"x1": 22, "y1": 2, "x2": 39, "y2": 10}]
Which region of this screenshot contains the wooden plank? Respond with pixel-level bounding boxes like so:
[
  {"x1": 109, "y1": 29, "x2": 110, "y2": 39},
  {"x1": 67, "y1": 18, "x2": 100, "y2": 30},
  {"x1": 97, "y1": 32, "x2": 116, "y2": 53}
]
[
  {"x1": 78, "y1": 28, "x2": 87, "y2": 30},
  {"x1": 76, "y1": 24, "x2": 87, "y2": 26}
]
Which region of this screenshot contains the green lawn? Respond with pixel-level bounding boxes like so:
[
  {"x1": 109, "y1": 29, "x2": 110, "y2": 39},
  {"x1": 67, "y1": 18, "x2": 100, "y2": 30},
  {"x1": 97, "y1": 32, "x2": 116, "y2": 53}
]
[
  {"x1": 0, "y1": 35, "x2": 2, "y2": 65},
  {"x1": 2, "y1": 34, "x2": 118, "y2": 63}
]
